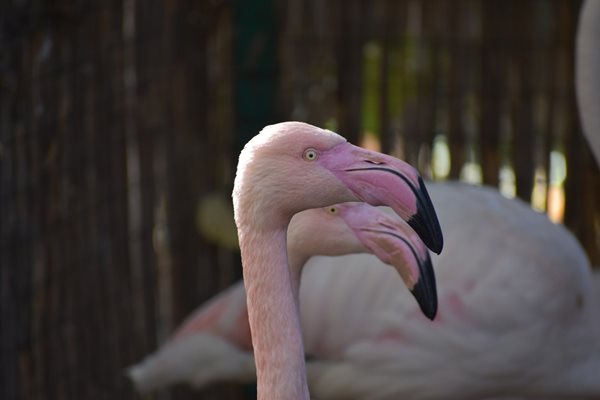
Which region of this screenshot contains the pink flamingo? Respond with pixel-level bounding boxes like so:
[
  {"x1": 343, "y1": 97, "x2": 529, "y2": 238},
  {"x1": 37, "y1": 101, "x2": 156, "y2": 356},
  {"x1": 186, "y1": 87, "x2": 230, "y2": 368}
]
[
  {"x1": 129, "y1": 182, "x2": 600, "y2": 399},
  {"x1": 127, "y1": 202, "x2": 434, "y2": 392},
  {"x1": 230, "y1": 121, "x2": 441, "y2": 399}
]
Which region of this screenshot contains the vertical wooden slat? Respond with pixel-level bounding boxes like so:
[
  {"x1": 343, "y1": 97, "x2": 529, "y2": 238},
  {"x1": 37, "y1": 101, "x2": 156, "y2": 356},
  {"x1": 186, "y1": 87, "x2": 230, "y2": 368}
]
[
  {"x1": 123, "y1": 0, "x2": 156, "y2": 367},
  {"x1": 564, "y1": 0, "x2": 599, "y2": 268},
  {"x1": 75, "y1": 3, "x2": 102, "y2": 397},
  {"x1": 418, "y1": 0, "x2": 443, "y2": 173},
  {"x1": 55, "y1": 4, "x2": 79, "y2": 398},
  {"x1": 132, "y1": 0, "x2": 166, "y2": 352},
  {"x1": 512, "y1": 0, "x2": 535, "y2": 201},
  {"x1": 480, "y1": 0, "x2": 504, "y2": 187},
  {"x1": 564, "y1": 0, "x2": 583, "y2": 233},
  {"x1": 379, "y1": 0, "x2": 391, "y2": 153},
  {"x1": 0, "y1": 16, "x2": 18, "y2": 394},
  {"x1": 0, "y1": 3, "x2": 38, "y2": 399},
  {"x1": 400, "y1": 0, "x2": 423, "y2": 167},
  {"x1": 384, "y1": 0, "x2": 407, "y2": 156},
  {"x1": 167, "y1": 2, "x2": 238, "y2": 400},
  {"x1": 30, "y1": 3, "x2": 59, "y2": 398},
  {"x1": 532, "y1": 0, "x2": 557, "y2": 204},
  {"x1": 446, "y1": 0, "x2": 466, "y2": 179},
  {"x1": 337, "y1": 0, "x2": 363, "y2": 144}
]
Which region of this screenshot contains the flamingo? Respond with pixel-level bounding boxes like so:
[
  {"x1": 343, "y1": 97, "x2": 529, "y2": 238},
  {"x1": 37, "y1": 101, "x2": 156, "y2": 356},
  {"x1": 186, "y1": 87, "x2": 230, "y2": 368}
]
[
  {"x1": 128, "y1": 182, "x2": 600, "y2": 399},
  {"x1": 127, "y1": 202, "x2": 434, "y2": 392},
  {"x1": 229, "y1": 121, "x2": 442, "y2": 399},
  {"x1": 301, "y1": 184, "x2": 600, "y2": 400}
]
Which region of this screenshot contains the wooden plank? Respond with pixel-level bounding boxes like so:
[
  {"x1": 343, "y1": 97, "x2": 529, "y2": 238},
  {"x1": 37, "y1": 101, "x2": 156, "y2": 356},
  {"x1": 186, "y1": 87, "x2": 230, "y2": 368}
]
[
  {"x1": 0, "y1": 3, "x2": 38, "y2": 399},
  {"x1": 480, "y1": 0, "x2": 504, "y2": 187},
  {"x1": 379, "y1": 0, "x2": 392, "y2": 153},
  {"x1": 336, "y1": 0, "x2": 363, "y2": 144},
  {"x1": 511, "y1": 0, "x2": 534, "y2": 201},
  {"x1": 400, "y1": 0, "x2": 423, "y2": 167},
  {"x1": 564, "y1": 0, "x2": 599, "y2": 268},
  {"x1": 446, "y1": 0, "x2": 466, "y2": 179}
]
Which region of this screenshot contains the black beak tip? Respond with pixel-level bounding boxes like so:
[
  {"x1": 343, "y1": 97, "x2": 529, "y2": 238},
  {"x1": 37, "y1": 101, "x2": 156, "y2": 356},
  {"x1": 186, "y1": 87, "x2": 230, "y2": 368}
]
[
  {"x1": 408, "y1": 178, "x2": 444, "y2": 254},
  {"x1": 410, "y1": 258, "x2": 438, "y2": 320}
]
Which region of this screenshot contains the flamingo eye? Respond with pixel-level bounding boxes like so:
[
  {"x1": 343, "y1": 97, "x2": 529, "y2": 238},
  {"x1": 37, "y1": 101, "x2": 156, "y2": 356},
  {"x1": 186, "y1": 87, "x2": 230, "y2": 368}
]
[
  {"x1": 303, "y1": 148, "x2": 318, "y2": 161},
  {"x1": 327, "y1": 206, "x2": 338, "y2": 214}
]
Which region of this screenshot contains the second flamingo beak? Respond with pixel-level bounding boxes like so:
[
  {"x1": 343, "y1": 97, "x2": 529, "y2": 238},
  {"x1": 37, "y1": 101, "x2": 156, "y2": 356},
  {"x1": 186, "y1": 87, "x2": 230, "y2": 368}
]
[
  {"x1": 338, "y1": 203, "x2": 438, "y2": 320},
  {"x1": 319, "y1": 142, "x2": 444, "y2": 254}
]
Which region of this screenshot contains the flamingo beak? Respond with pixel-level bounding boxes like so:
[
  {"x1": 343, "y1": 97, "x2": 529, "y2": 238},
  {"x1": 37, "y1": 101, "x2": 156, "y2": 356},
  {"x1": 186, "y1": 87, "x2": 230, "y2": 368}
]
[
  {"x1": 320, "y1": 142, "x2": 444, "y2": 254},
  {"x1": 339, "y1": 204, "x2": 438, "y2": 320}
]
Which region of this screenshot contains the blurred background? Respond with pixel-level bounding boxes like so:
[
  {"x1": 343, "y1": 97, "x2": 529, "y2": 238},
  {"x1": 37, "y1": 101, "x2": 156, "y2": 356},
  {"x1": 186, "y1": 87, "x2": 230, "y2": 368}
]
[{"x1": 1, "y1": 0, "x2": 599, "y2": 399}]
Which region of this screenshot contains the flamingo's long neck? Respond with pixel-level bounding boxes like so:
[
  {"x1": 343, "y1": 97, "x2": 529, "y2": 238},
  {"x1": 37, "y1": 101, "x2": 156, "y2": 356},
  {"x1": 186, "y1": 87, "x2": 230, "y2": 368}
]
[
  {"x1": 240, "y1": 228, "x2": 309, "y2": 400},
  {"x1": 288, "y1": 251, "x2": 311, "y2": 312}
]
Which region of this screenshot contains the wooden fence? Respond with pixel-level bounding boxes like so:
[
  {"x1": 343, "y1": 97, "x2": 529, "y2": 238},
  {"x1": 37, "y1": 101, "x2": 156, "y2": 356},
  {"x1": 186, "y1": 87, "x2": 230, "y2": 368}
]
[{"x1": 0, "y1": 1, "x2": 598, "y2": 400}]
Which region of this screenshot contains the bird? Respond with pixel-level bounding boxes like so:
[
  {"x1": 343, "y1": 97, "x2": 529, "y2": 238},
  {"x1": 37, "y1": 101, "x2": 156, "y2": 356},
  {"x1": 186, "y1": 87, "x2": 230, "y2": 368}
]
[
  {"x1": 301, "y1": 182, "x2": 599, "y2": 400},
  {"x1": 129, "y1": 181, "x2": 600, "y2": 399},
  {"x1": 229, "y1": 121, "x2": 442, "y2": 399},
  {"x1": 127, "y1": 201, "x2": 435, "y2": 393}
]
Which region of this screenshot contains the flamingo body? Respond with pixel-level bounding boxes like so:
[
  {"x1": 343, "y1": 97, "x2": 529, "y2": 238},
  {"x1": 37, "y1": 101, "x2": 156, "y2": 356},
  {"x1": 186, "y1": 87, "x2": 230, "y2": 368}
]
[
  {"x1": 128, "y1": 182, "x2": 600, "y2": 399},
  {"x1": 302, "y1": 183, "x2": 599, "y2": 400}
]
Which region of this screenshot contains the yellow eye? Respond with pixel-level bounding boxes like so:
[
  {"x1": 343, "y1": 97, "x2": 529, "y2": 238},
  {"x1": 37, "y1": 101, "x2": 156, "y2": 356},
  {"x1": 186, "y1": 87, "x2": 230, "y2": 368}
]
[
  {"x1": 327, "y1": 206, "x2": 338, "y2": 214},
  {"x1": 303, "y1": 148, "x2": 318, "y2": 161}
]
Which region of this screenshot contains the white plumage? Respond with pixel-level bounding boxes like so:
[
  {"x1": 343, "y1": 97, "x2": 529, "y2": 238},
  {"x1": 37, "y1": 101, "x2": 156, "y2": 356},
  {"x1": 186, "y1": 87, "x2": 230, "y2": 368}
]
[
  {"x1": 301, "y1": 183, "x2": 599, "y2": 399},
  {"x1": 128, "y1": 182, "x2": 600, "y2": 399}
]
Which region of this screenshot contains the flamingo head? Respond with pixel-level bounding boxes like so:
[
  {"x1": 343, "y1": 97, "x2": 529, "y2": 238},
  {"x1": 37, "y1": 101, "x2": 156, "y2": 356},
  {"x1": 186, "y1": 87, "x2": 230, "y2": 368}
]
[
  {"x1": 233, "y1": 122, "x2": 443, "y2": 254},
  {"x1": 289, "y1": 203, "x2": 437, "y2": 319}
]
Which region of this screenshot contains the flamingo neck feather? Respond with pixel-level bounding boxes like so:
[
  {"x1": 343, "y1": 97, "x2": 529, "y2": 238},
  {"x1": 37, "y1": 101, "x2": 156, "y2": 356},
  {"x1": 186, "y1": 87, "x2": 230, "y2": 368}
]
[
  {"x1": 239, "y1": 227, "x2": 309, "y2": 400},
  {"x1": 287, "y1": 251, "x2": 311, "y2": 310}
]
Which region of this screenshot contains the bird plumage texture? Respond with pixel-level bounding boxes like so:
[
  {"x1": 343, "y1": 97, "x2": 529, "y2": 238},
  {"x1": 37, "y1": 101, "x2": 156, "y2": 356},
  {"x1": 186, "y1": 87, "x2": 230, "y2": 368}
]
[
  {"x1": 129, "y1": 182, "x2": 600, "y2": 399},
  {"x1": 127, "y1": 201, "x2": 435, "y2": 393}
]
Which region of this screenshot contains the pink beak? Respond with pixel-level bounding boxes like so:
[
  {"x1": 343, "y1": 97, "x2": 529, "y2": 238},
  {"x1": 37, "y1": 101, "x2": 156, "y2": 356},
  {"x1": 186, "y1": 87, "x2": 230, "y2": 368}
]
[
  {"x1": 337, "y1": 203, "x2": 437, "y2": 320},
  {"x1": 319, "y1": 142, "x2": 444, "y2": 254}
]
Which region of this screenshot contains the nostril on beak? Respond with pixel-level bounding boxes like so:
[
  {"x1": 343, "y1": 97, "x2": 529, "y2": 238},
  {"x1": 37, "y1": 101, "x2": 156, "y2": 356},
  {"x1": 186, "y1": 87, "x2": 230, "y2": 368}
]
[{"x1": 365, "y1": 160, "x2": 385, "y2": 165}]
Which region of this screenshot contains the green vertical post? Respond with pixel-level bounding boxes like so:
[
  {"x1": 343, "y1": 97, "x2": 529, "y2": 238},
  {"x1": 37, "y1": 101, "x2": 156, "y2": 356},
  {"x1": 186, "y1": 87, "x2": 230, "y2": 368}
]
[{"x1": 233, "y1": 0, "x2": 279, "y2": 154}]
